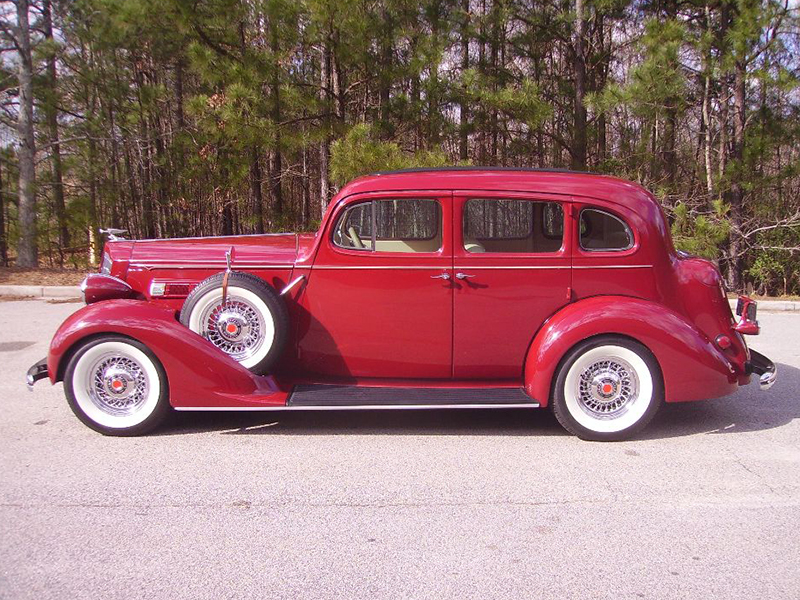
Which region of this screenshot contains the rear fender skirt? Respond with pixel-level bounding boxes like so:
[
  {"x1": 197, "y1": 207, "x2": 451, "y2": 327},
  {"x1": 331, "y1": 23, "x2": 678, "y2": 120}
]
[
  {"x1": 524, "y1": 296, "x2": 739, "y2": 407},
  {"x1": 47, "y1": 299, "x2": 289, "y2": 408}
]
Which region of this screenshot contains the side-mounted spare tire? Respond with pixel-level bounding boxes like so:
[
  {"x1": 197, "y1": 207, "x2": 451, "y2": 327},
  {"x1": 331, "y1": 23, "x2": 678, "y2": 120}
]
[{"x1": 180, "y1": 271, "x2": 289, "y2": 375}]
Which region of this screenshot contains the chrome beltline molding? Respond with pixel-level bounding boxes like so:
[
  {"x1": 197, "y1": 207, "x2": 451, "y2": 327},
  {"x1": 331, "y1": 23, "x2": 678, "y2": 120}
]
[
  {"x1": 131, "y1": 262, "x2": 652, "y2": 270},
  {"x1": 130, "y1": 262, "x2": 293, "y2": 270},
  {"x1": 174, "y1": 402, "x2": 540, "y2": 411},
  {"x1": 572, "y1": 264, "x2": 653, "y2": 269}
]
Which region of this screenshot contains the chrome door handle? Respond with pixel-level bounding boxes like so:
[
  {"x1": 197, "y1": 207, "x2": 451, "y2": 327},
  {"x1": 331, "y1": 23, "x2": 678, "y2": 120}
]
[
  {"x1": 455, "y1": 272, "x2": 474, "y2": 280},
  {"x1": 431, "y1": 272, "x2": 451, "y2": 280}
]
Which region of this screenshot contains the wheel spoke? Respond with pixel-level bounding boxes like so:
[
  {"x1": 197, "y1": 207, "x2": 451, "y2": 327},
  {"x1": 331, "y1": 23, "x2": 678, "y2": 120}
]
[
  {"x1": 199, "y1": 295, "x2": 266, "y2": 362},
  {"x1": 87, "y1": 353, "x2": 150, "y2": 417},
  {"x1": 575, "y1": 357, "x2": 639, "y2": 420}
]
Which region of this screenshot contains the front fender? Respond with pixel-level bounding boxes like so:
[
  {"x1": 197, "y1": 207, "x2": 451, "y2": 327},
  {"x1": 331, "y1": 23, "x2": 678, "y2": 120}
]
[
  {"x1": 524, "y1": 296, "x2": 740, "y2": 407},
  {"x1": 48, "y1": 300, "x2": 289, "y2": 408}
]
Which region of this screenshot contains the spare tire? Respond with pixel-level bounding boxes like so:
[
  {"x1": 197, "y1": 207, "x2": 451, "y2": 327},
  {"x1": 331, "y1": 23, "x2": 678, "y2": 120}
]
[{"x1": 180, "y1": 271, "x2": 289, "y2": 375}]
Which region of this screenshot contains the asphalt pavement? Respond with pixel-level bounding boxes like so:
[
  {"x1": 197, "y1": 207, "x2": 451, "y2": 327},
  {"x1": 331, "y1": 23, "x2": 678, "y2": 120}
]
[{"x1": 1, "y1": 299, "x2": 798, "y2": 600}]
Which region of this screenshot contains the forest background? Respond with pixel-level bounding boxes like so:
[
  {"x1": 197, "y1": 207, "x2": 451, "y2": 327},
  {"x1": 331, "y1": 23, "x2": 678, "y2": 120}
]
[{"x1": 1, "y1": 0, "x2": 799, "y2": 294}]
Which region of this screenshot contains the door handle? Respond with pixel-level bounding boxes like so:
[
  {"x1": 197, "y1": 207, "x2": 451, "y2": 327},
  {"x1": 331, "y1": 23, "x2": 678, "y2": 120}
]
[
  {"x1": 431, "y1": 272, "x2": 451, "y2": 280},
  {"x1": 455, "y1": 272, "x2": 474, "y2": 280}
]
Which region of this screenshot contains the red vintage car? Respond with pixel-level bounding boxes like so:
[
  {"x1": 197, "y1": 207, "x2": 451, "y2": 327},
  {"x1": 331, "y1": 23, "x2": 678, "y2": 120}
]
[{"x1": 27, "y1": 168, "x2": 776, "y2": 440}]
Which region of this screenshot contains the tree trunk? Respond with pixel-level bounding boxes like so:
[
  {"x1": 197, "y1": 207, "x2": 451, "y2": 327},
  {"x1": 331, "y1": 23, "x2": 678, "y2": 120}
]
[
  {"x1": 270, "y1": 18, "x2": 283, "y2": 217},
  {"x1": 459, "y1": 0, "x2": 470, "y2": 161},
  {"x1": 571, "y1": 0, "x2": 587, "y2": 171},
  {"x1": 16, "y1": 0, "x2": 38, "y2": 267},
  {"x1": 42, "y1": 0, "x2": 69, "y2": 261},
  {"x1": 319, "y1": 39, "x2": 331, "y2": 218},
  {"x1": 301, "y1": 142, "x2": 310, "y2": 228},
  {"x1": 251, "y1": 148, "x2": 265, "y2": 233},
  {"x1": 0, "y1": 159, "x2": 7, "y2": 266},
  {"x1": 727, "y1": 59, "x2": 747, "y2": 291}
]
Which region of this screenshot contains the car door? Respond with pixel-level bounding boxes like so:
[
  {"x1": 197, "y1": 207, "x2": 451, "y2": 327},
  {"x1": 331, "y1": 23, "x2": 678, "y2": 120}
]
[
  {"x1": 296, "y1": 191, "x2": 454, "y2": 380},
  {"x1": 452, "y1": 191, "x2": 573, "y2": 380}
]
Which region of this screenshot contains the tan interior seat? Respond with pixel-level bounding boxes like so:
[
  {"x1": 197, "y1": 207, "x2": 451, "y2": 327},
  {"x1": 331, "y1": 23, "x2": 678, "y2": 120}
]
[{"x1": 464, "y1": 240, "x2": 486, "y2": 253}]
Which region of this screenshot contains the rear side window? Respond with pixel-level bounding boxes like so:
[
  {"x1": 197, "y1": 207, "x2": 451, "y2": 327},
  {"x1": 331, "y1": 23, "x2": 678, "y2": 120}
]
[
  {"x1": 462, "y1": 199, "x2": 564, "y2": 253},
  {"x1": 580, "y1": 209, "x2": 633, "y2": 251}
]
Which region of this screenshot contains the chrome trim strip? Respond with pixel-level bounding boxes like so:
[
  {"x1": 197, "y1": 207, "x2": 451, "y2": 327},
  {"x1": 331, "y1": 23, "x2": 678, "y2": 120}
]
[
  {"x1": 453, "y1": 265, "x2": 569, "y2": 270},
  {"x1": 135, "y1": 232, "x2": 294, "y2": 242},
  {"x1": 572, "y1": 264, "x2": 653, "y2": 269},
  {"x1": 130, "y1": 259, "x2": 294, "y2": 265},
  {"x1": 174, "y1": 403, "x2": 540, "y2": 412},
  {"x1": 129, "y1": 263, "x2": 293, "y2": 270},
  {"x1": 280, "y1": 275, "x2": 306, "y2": 296},
  {"x1": 311, "y1": 265, "x2": 448, "y2": 270},
  {"x1": 130, "y1": 262, "x2": 653, "y2": 271}
]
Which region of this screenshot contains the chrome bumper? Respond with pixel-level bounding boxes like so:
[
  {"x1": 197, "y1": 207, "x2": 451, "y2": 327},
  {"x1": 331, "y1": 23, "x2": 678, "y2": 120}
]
[
  {"x1": 748, "y1": 350, "x2": 777, "y2": 391},
  {"x1": 26, "y1": 358, "x2": 48, "y2": 391}
]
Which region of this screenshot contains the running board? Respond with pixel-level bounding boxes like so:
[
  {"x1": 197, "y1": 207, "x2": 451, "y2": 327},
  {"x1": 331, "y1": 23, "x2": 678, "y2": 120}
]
[{"x1": 287, "y1": 384, "x2": 538, "y2": 408}]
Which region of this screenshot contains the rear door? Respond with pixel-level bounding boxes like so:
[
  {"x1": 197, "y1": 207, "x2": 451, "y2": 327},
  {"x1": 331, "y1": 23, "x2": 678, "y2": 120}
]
[{"x1": 452, "y1": 191, "x2": 573, "y2": 380}]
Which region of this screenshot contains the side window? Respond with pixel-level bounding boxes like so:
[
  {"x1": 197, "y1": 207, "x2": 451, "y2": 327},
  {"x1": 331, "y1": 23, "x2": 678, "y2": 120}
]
[
  {"x1": 333, "y1": 199, "x2": 442, "y2": 253},
  {"x1": 579, "y1": 209, "x2": 633, "y2": 251},
  {"x1": 462, "y1": 199, "x2": 563, "y2": 253}
]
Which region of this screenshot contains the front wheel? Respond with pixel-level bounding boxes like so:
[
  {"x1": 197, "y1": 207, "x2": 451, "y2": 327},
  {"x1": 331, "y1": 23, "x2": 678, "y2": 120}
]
[
  {"x1": 551, "y1": 336, "x2": 663, "y2": 441},
  {"x1": 64, "y1": 336, "x2": 170, "y2": 436}
]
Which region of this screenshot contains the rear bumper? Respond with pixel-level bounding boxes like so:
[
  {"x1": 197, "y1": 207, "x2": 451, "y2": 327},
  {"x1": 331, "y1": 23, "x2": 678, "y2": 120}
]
[
  {"x1": 747, "y1": 349, "x2": 777, "y2": 391},
  {"x1": 26, "y1": 358, "x2": 49, "y2": 391}
]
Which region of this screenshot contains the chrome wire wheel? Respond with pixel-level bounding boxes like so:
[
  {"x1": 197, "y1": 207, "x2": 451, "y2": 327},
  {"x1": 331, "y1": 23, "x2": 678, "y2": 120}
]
[
  {"x1": 68, "y1": 339, "x2": 164, "y2": 431},
  {"x1": 87, "y1": 353, "x2": 150, "y2": 416},
  {"x1": 561, "y1": 343, "x2": 656, "y2": 436},
  {"x1": 187, "y1": 285, "x2": 276, "y2": 370},
  {"x1": 199, "y1": 295, "x2": 266, "y2": 363},
  {"x1": 575, "y1": 357, "x2": 640, "y2": 420}
]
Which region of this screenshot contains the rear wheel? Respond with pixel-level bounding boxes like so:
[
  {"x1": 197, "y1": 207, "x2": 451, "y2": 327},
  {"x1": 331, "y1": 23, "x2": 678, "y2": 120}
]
[
  {"x1": 64, "y1": 336, "x2": 170, "y2": 436},
  {"x1": 552, "y1": 336, "x2": 663, "y2": 441}
]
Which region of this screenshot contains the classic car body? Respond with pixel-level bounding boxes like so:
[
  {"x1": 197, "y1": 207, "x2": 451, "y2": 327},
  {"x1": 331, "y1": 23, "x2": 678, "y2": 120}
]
[{"x1": 27, "y1": 168, "x2": 776, "y2": 440}]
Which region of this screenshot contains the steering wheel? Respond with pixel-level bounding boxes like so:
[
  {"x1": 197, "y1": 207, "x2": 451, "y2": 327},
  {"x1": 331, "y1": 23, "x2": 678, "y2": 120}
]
[{"x1": 347, "y1": 226, "x2": 365, "y2": 249}]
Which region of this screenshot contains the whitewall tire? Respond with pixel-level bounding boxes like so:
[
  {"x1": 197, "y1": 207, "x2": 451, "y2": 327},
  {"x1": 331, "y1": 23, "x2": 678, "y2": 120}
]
[
  {"x1": 64, "y1": 336, "x2": 170, "y2": 436},
  {"x1": 552, "y1": 336, "x2": 663, "y2": 441},
  {"x1": 180, "y1": 272, "x2": 289, "y2": 375}
]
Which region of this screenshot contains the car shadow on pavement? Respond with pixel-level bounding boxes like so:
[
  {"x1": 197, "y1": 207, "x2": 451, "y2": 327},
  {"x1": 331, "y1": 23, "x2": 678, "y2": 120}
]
[
  {"x1": 639, "y1": 361, "x2": 799, "y2": 441},
  {"x1": 163, "y1": 407, "x2": 567, "y2": 437},
  {"x1": 158, "y1": 362, "x2": 799, "y2": 439}
]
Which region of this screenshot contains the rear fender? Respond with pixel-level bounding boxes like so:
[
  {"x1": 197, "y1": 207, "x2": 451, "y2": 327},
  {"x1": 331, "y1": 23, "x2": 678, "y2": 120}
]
[
  {"x1": 524, "y1": 296, "x2": 739, "y2": 407},
  {"x1": 48, "y1": 300, "x2": 289, "y2": 408}
]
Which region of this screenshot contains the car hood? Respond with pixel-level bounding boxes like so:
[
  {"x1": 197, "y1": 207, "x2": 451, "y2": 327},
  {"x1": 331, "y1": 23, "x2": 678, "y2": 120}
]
[{"x1": 128, "y1": 233, "x2": 310, "y2": 269}]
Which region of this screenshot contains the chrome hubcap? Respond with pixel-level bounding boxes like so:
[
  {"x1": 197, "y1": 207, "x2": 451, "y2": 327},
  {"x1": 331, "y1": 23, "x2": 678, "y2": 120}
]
[
  {"x1": 88, "y1": 354, "x2": 149, "y2": 416},
  {"x1": 200, "y1": 296, "x2": 266, "y2": 362},
  {"x1": 576, "y1": 358, "x2": 639, "y2": 419}
]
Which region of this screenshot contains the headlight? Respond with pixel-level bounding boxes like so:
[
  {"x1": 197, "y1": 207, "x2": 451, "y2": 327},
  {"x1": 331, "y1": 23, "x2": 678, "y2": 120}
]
[{"x1": 100, "y1": 253, "x2": 112, "y2": 274}]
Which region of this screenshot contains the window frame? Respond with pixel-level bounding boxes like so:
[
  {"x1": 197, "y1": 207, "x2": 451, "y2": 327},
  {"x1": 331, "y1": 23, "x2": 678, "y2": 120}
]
[
  {"x1": 331, "y1": 197, "x2": 443, "y2": 254},
  {"x1": 578, "y1": 207, "x2": 635, "y2": 253}
]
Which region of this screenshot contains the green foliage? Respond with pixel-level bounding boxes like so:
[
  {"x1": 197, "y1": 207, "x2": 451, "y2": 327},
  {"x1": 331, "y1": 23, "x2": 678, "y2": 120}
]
[
  {"x1": 462, "y1": 69, "x2": 551, "y2": 130},
  {"x1": 747, "y1": 228, "x2": 800, "y2": 296},
  {"x1": 330, "y1": 124, "x2": 452, "y2": 186},
  {"x1": 671, "y1": 201, "x2": 731, "y2": 260}
]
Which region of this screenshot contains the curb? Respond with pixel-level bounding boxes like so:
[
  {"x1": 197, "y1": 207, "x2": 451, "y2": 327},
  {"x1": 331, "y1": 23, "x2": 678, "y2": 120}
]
[
  {"x1": 728, "y1": 299, "x2": 800, "y2": 313},
  {"x1": 0, "y1": 285, "x2": 81, "y2": 299}
]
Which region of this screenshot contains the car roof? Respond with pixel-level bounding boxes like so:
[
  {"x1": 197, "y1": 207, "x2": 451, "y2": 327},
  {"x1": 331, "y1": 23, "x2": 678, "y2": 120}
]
[{"x1": 337, "y1": 167, "x2": 659, "y2": 215}]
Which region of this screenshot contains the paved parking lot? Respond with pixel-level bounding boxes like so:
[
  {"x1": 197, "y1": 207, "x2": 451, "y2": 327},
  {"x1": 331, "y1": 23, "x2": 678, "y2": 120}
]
[{"x1": 1, "y1": 299, "x2": 798, "y2": 600}]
